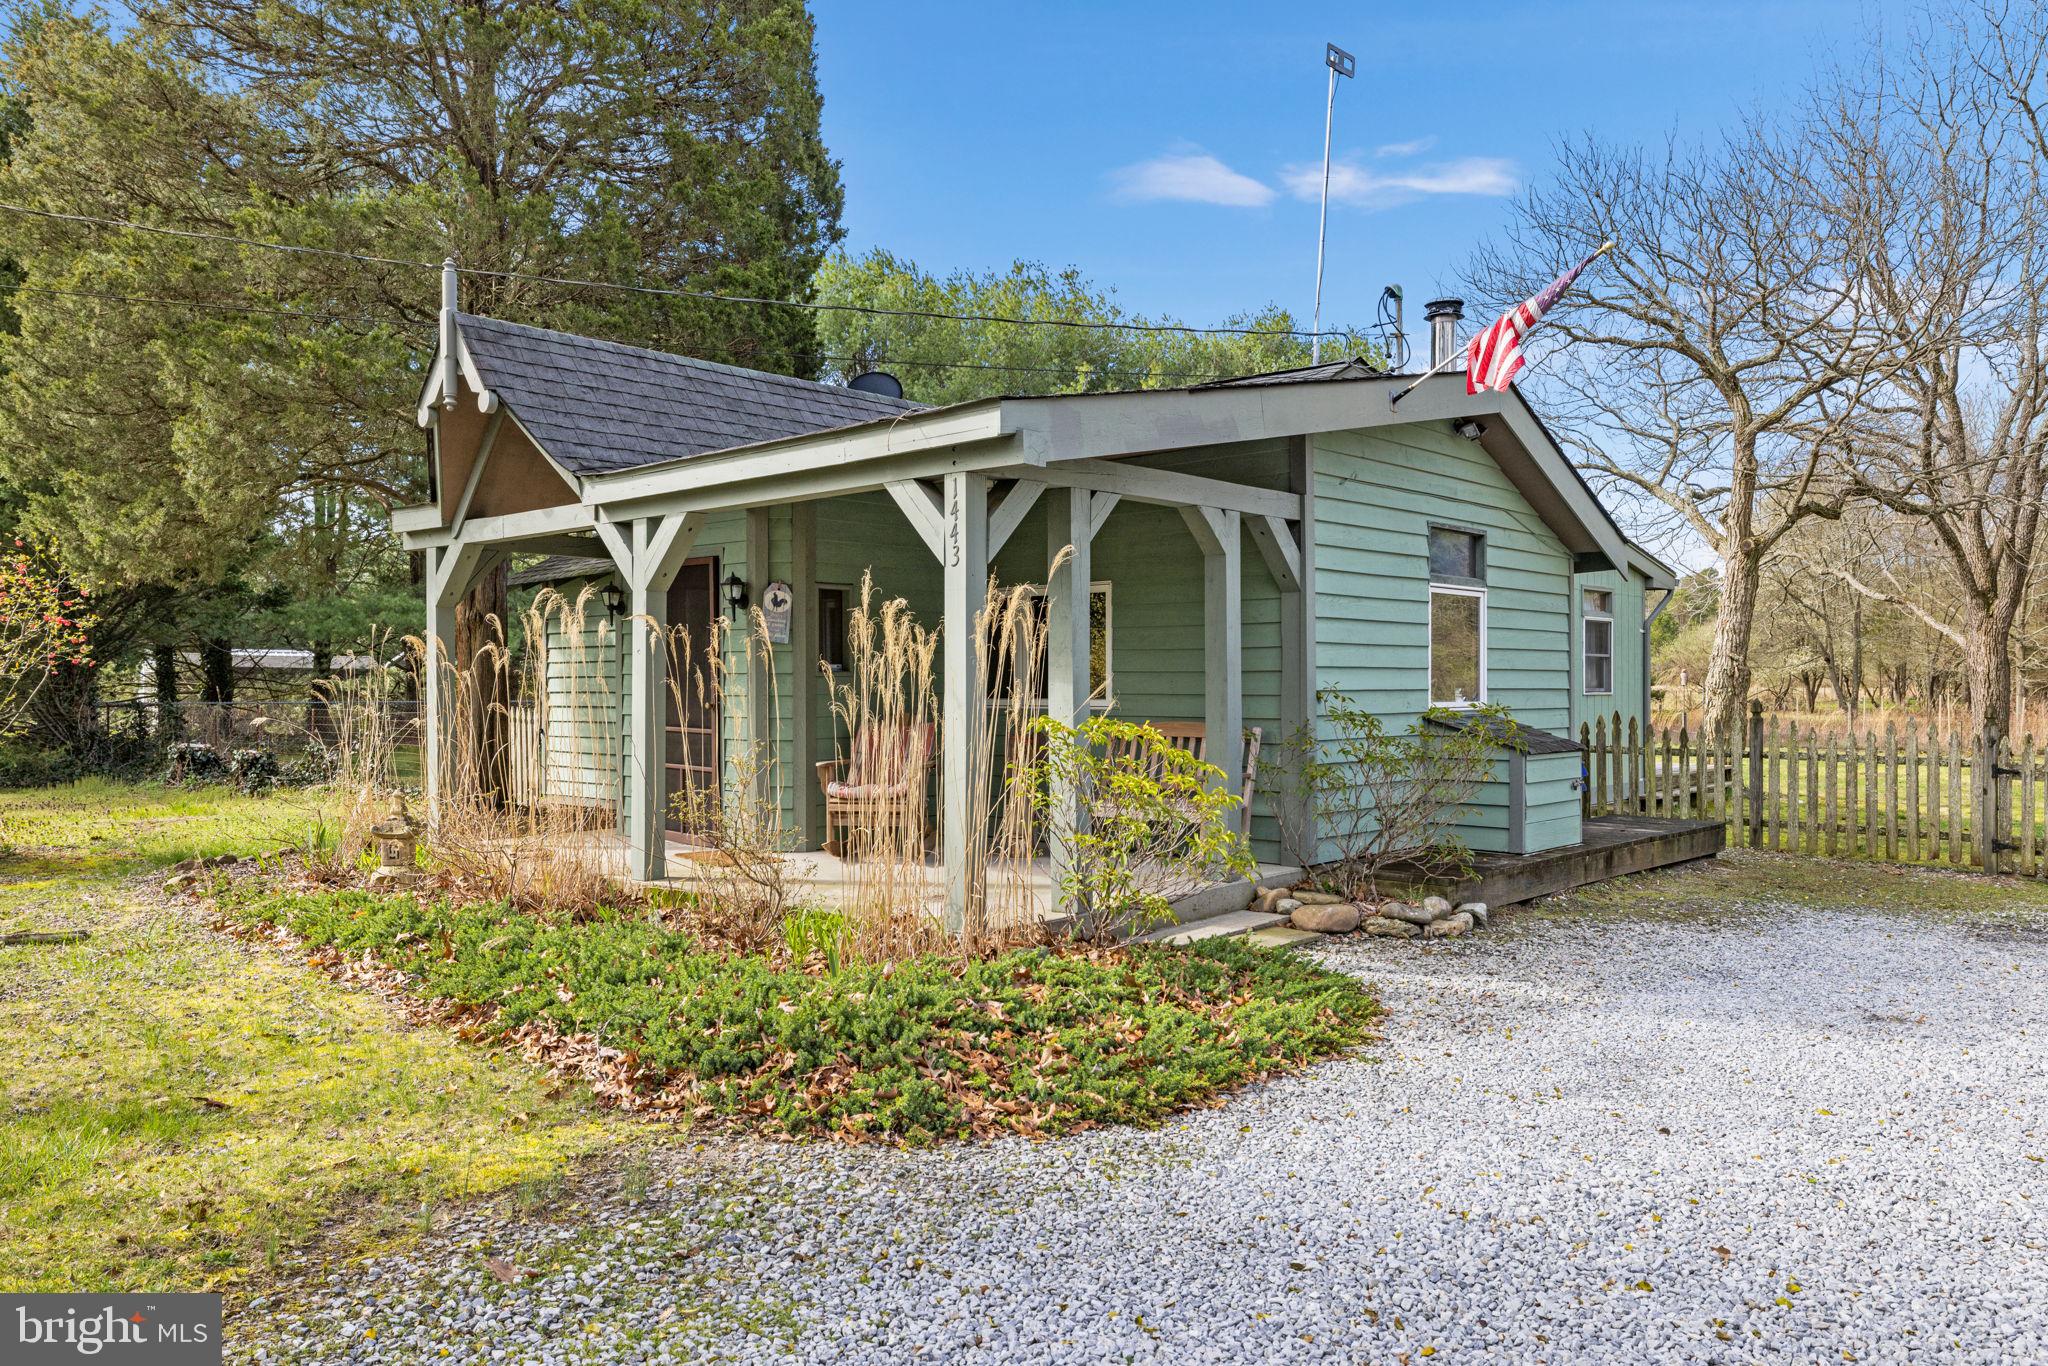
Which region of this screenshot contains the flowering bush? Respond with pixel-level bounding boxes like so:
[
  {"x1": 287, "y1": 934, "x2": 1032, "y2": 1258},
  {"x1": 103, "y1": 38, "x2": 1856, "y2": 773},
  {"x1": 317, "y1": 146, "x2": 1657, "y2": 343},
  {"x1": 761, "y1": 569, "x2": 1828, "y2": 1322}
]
[{"x1": 0, "y1": 537, "x2": 93, "y2": 739}]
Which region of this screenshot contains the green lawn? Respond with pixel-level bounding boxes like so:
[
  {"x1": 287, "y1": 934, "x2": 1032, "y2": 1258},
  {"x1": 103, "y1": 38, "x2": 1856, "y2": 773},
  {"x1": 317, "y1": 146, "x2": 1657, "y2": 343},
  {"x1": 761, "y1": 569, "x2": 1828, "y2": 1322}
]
[{"x1": 0, "y1": 780, "x2": 617, "y2": 1293}]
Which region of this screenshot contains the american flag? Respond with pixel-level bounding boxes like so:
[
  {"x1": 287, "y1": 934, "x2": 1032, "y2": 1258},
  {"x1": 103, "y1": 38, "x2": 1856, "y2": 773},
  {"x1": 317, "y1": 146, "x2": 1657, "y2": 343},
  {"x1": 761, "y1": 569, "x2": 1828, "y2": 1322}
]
[{"x1": 1465, "y1": 246, "x2": 1606, "y2": 395}]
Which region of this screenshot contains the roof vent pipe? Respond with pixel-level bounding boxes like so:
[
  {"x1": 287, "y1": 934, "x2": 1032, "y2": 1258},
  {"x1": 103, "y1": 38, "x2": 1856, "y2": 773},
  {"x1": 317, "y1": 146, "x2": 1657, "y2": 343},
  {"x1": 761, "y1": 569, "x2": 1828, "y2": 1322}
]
[{"x1": 1423, "y1": 297, "x2": 1464, "y2": 370}]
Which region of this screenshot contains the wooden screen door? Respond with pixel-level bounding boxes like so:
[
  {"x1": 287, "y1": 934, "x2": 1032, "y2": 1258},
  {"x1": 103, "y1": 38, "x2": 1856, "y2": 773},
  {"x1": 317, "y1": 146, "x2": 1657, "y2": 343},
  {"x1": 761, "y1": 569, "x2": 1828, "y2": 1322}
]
[{"x1": 664, "y1": 557, "x2": 720, "y2": 832}]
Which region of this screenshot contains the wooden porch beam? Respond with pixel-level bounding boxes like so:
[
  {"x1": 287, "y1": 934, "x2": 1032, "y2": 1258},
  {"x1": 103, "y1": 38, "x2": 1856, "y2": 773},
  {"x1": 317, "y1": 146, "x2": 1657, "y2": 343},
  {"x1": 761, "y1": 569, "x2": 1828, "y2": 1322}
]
[
  {"x1": 448, "y1": 408, "x2": 505, "y2": 538},
  {"x1": 996, "y1": 458, "x2": 1300, "y2": 523},
  {"x1": 408, "y1": 502, "x2": 596, "y2": 550},
  {"x1": 1088, "y1": 491, "x2": 1121, "y2": 539},
  {"x1": 1246, "y1": 514, "x2": 1303, "y2": 594},
  {"x1": 885, "y1": 479, "x2": 947, "y2": 561},
  {"x1": 986, "y1": 478, "x2": 1045, "y2": 557}
]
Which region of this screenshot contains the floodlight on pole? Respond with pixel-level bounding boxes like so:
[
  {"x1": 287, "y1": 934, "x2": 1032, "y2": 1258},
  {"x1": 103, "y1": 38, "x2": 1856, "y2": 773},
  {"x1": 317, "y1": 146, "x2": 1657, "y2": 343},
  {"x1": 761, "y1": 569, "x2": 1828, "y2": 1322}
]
[{"x1": 1311, "y1": 42, "x2": 1355, "y2": 365}]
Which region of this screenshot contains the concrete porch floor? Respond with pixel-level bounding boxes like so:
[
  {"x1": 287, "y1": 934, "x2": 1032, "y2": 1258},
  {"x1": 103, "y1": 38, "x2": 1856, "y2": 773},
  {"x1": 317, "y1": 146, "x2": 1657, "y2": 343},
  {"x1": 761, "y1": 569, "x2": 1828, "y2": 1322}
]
[{"x1": 643, "y1": 838, "x2": 1302, "y2": 929}]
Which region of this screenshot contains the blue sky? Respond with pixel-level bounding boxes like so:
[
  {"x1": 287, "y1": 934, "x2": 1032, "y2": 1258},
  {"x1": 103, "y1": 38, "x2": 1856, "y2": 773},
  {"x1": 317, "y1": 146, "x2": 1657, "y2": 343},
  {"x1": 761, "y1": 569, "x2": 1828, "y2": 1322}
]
[{"x1": 814, "y1": 0, "x2": 1910, "y2": 358}]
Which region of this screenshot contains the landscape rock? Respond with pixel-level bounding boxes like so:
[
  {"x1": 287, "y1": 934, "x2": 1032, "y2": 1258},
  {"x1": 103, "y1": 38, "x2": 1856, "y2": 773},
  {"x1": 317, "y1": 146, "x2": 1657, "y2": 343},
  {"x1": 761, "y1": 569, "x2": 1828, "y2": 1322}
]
[
  {"x1": 1274, "y1": 898, "x2": 1303, "y2": 916},
  {"x1": 1460, "y1": 902, "x2": 1490, "y2": 928},
  {"x1": 1425, "y1": 911, "x2": 1475, "y2": 939},
  {"x1": 1291, "y1": 890, "x2": 1346, "y2": 906},
  {"x1": 1361, "y1": 915, "x2": 1420, "y2": 939},
  {"x1": 1250, "y1": 886, "x2": 1285, "y2": 914},
  {"x1": 1421, "y1": 895, "x2": 1455, "y2": 918},
  {"x1": 1377, "y1": 900, "x2": 1436, "y2": 926},
  {"x1": 1289, "y1": 902, "x2": 1362, "y2": 934}
]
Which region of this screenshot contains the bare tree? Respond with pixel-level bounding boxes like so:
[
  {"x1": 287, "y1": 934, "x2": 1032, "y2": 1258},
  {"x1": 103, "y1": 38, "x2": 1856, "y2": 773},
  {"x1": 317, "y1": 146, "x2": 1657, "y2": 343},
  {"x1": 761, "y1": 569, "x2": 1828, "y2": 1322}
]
[
  {"x1": 1801, "y1": 2, "x2": 2048, "y2": 736},
  {"x1": 1468, "y1": 124, "x2": 1890, "y2": 735}
]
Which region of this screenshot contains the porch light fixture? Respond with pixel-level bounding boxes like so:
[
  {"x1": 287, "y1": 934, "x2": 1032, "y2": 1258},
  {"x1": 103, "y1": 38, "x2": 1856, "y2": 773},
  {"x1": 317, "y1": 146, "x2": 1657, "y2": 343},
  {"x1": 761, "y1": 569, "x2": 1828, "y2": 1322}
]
[
  {"x1": 1454, "y1": 418, "x2": 1487, "y2": 442},
  {"x1": 722, "y1": 572, "x2": 749, "y2": 618},
  {"x1": 602, "y1": 582, "x2": 626, "y2": 617}
]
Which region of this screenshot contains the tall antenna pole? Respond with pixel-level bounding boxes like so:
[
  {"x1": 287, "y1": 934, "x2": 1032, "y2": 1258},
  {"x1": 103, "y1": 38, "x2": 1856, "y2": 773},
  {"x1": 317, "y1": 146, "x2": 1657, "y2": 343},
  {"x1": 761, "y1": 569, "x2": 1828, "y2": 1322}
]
[{"x1": 1312, "y1": 42, "x2": 1355, "y2": 365}]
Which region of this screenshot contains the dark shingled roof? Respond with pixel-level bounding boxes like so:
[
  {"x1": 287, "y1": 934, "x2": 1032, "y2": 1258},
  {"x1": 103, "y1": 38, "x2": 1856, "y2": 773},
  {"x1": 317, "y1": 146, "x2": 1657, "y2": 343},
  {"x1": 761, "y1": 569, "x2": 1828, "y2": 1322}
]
[
  {"x1": 1425, "y1": 713, "x2": 1583, "y2": 756},
  {"x1": 457, "y1": 313, "x2": 925, "y2": 476},
  {"x1": 1193, "y1": 356, "x2": 1387, "y2": 389},
  {"x1": 510, "y1": 554, "x2": 614, "y2": 587}
]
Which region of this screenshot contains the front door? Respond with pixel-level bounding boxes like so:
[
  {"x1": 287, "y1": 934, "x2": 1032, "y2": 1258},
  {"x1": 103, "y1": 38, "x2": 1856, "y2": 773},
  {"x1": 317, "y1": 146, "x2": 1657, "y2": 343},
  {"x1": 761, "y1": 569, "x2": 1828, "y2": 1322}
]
[{"x1": 665, "y1": 558, "x2": 719, "y2": 832}]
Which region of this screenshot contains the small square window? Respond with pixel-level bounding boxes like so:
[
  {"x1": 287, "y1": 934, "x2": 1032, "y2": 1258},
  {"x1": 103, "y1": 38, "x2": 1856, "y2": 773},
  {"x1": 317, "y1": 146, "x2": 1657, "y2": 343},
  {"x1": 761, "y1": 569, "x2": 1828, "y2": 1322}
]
[
  {"x1": 818, "y1": 585, "x2": 851, "y2": 671},
  {"x1": 1428, "y1": 526, "x2": 1485, "y2": 583},
  {"x1": 1583, "y1": 588, "x2": 1614, "y2": 616}
]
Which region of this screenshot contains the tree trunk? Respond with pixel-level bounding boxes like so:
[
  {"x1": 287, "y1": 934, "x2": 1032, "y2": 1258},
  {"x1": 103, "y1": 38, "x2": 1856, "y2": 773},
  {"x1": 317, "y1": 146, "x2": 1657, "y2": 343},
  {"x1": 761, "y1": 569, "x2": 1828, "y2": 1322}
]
[
  {"x1": 1847, "y1": 598, "x2": 1863, "y2": 725},
  {"x1": 1962, "y1": 595, "x2": 2020, "y2": 737},
  {"x1": 1703, "y1": 539, "x2": 1760, "y2": 733},
  {"x1": 151, "y1": 643, "x2": 181, "y2": 742},
  {"x1": 454, "y1": 561, "x2": 510, "y2": 807},
  {"x1": 199, "y1": 638, "x2": 235, "y2": 705}
]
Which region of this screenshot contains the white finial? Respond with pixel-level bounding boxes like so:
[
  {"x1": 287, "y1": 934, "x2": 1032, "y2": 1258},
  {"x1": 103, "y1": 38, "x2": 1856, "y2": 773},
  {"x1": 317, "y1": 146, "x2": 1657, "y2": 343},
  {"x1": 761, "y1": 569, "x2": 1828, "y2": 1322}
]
[{"x1": 439, "y1": 257, "x2": 458, "y2": 412}]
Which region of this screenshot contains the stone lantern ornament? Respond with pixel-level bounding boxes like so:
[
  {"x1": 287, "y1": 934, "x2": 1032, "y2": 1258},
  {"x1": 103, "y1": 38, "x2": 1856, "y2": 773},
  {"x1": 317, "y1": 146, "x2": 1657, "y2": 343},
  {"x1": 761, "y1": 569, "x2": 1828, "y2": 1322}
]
[{"x1": 367, "y1": 793, "x2": 420, "y2": 890}]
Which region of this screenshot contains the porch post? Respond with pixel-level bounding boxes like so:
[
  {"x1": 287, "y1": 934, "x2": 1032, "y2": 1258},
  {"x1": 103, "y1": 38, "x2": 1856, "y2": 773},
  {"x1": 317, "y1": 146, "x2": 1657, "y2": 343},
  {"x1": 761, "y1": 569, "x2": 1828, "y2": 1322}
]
[
  {"x1": 744, "y1": 506, "x2": 773, "y2": 812},
  {"x1": 1183, "y1": 506, "x2": 1244, "y2": 809},
  {"x1": 422, "y1": 547, "x2": 461, "y2": 824},
  {"x1": 941, "y1": 472, "x2": 989, "y2": 935},
  {"x1": 600, "y1": 511, "x2": 706, "y2": 883},
  {"x1": 422, "y1": 540, "x2": 497, "y2": 824},
  {"x1": 1044, "y1": 485, "x2": 1093, "y2": 909},
  {"x1": 790, "y1": 502, "x2": 820, "y2": 848}
]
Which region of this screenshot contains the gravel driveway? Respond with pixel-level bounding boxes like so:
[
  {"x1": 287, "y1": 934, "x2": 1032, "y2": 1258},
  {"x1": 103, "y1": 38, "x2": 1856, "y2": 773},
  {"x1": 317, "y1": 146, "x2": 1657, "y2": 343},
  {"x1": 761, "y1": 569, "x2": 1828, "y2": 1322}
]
[{"x1": 237, "y1": 860, "x2": 2048, "y2": 1364}]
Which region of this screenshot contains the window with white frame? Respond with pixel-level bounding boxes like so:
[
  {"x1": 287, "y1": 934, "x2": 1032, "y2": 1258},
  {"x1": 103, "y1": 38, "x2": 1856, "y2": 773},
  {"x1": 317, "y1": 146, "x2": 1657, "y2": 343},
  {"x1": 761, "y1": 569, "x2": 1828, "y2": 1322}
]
[
  {"x1": 994, "y1": 583, "x2": 1113, "y2": 709},
  {"x1": 1428, "y1": 526, "x2": 1487, "y2": 705},
  {"x1": 1582, "y1": 588, "x2": 1614, "y2": 695}
]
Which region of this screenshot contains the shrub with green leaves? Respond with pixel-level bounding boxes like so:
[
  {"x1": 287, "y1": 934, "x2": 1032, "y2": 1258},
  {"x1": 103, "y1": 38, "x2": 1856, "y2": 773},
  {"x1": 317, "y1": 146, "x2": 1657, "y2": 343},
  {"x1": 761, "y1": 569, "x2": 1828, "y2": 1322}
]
[
  {"x1": 1027, "y1": 715, "x2": 1255, "y2": 939},
  {"x1": 211, "y1": 882, "x2": 1378, "y2": 1144},
  {"x1": 1267, "y1": 693, "x2": 1519, "y2": 899}
]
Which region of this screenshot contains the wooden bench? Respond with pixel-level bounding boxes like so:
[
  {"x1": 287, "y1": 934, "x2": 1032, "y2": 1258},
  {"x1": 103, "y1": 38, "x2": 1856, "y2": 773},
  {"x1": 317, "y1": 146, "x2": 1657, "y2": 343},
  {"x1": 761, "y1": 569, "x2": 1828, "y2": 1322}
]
[{"x1": 1096, "y1": 721, "x2": 1262, "y2": 836}]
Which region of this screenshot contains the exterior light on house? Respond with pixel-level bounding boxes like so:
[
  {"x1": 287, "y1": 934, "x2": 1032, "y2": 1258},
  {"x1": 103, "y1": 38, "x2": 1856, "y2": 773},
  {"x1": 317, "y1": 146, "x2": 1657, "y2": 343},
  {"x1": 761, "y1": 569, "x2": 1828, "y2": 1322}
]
[
  {"x1": 602, "y1": 582, "x2": 626, "y2": 617},
  {"x1": 1454, "y1": 418, "x2": 1487, "y2": 441},
  {"x1": 722, "y1": 572, "x2": 750, "y2": 618}
]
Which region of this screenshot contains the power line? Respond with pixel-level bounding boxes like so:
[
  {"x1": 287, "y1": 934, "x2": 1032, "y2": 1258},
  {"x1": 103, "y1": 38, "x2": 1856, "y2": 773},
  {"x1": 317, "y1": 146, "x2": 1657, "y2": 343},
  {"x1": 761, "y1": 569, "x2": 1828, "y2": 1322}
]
[
  {"x1": 18, "y1": 283, "x2": 405, "y2": 330},
  {"x1": 11, "y1": 282, "x2": 1279, "y2": 381},
  {"x1": 0, "y1": 198, "x2": 1351, "y2": 344}
]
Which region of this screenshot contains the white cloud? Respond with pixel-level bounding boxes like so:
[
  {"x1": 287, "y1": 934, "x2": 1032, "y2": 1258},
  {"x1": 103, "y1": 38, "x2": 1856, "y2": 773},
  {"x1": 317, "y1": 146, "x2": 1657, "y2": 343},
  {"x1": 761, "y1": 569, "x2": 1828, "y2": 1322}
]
[
  {"x1": 1373, "y1": 136, "x2": 1438, "y2": 158},
  {"x1": 1108, "y1": 151, "x2": 1276, "y2": 208},
  {"x1": 1280, "y1": 155, "x2": 1518, "y2": 209}
]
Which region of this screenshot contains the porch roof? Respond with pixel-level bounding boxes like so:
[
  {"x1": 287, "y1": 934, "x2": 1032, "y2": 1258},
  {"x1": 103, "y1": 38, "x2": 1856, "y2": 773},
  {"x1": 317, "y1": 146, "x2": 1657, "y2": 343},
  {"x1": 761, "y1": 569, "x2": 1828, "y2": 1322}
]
[
  {"x1": 450, "y1": 312, "x2": 923, "y2": 476},
  {"x1": 404, "y1": 307, "x2": 1634, "y2": 576}
]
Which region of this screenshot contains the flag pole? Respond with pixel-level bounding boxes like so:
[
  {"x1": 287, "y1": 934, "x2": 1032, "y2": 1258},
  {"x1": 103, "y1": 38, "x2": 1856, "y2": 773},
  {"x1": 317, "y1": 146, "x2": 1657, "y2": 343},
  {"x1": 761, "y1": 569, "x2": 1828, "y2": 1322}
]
[{"x1": 1388, "y1": 240, "x2": 1614, "y2": 408}]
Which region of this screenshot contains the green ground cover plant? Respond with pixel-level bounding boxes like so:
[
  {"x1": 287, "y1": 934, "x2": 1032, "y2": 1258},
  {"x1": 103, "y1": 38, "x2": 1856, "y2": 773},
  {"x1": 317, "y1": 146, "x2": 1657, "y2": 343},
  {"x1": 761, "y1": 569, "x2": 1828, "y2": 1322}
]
[
  {"x1": 211, "y1": 880, "x2": 1381, "y2": 1145},
  {"x1": 0, "y1": 781, "x2": 616, "y2": 1293}
]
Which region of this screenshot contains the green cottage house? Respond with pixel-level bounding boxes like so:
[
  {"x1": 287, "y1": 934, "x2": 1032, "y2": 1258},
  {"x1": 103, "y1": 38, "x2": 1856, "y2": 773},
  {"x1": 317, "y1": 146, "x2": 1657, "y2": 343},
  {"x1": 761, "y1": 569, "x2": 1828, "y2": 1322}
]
[{"x1": 394, "y1": 269, "x2": 1700, "y2": 923}]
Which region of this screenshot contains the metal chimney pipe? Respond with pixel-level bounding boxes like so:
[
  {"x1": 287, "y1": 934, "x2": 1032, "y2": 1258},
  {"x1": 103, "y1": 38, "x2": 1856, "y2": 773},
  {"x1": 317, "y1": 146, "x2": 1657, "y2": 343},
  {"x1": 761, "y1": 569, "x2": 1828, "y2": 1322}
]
[{"x1": 1424, "y1": 297, "x2": 1464, "y2": 370}]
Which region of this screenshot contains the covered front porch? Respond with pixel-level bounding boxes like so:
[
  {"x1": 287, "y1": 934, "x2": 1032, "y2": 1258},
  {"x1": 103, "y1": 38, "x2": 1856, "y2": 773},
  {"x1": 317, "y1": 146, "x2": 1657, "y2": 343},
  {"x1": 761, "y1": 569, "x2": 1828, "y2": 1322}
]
[{"x1": 397, "y1": 288, "x2": 1321, "y2": 930}]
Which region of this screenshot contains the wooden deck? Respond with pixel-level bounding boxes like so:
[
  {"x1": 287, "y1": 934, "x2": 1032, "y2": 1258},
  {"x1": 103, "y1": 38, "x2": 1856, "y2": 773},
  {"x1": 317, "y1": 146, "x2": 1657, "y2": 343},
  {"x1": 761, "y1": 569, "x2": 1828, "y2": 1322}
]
[{"x1": 1375, "y1": 816, "x2": 1725, "y2": 907}]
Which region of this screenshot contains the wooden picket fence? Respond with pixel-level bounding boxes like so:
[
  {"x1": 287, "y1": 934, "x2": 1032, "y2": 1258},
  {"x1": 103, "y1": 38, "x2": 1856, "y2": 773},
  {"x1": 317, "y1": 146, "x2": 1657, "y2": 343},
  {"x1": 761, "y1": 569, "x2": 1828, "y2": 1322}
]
[{"x1": 1579, "y1": 700, "x2": 2048, "y2": 876}]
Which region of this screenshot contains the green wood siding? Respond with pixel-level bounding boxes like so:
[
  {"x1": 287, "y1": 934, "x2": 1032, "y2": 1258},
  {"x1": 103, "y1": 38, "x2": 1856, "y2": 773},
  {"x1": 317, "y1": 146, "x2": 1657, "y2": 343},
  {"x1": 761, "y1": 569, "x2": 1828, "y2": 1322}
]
[
  {"x1": 1522, "y1": 750, "x2": 1583, "y2": 853},
  {"x1": 1311, "y1": 422, "x2": 1580, "y2": 861},
  {"x1": 539, "y1": 594, "x2": 622, "y2": 808},
  {"x1": 1572, "y1": 564, "x2": 1649, "y2": 740}
]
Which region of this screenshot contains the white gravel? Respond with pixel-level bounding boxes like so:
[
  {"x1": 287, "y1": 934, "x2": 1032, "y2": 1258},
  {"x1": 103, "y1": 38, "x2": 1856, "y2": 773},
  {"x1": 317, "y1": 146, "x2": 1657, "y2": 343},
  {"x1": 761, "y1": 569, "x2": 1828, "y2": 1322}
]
[{"x1": 234, "y1": 868, "x2": 2048, "y2": 1364}]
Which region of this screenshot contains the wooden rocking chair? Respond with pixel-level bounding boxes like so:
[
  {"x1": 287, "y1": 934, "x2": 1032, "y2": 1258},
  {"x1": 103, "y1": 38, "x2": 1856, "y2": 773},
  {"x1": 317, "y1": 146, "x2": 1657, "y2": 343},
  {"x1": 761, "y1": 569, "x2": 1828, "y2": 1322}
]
[{"x1": 815, "y1": 720, "x2": 935, "y2": 859}]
